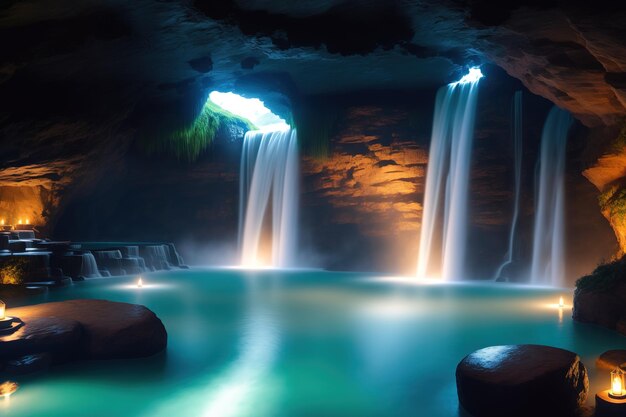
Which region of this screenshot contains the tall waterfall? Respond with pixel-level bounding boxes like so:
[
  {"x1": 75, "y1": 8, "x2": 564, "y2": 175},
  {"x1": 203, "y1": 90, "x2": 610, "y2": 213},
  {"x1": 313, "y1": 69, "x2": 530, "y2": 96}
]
[
  {"x1": 529, "y1": 106, "x2": 572, "y2": 286},
  {"x1": 417, "y1": 69, "x2": 482, "y2": 281},
  {"x1": 239, "y1": 128, "x2": 299, "y2": 267},
  {"x1": 494, "y1": 91, "x2": 523, "y2": 281}
]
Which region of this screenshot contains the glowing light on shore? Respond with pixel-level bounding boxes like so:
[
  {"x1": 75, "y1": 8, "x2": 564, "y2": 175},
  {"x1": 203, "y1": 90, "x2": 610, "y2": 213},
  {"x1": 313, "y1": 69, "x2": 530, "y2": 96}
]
[
  {"x1": 610, "y1": 368, "x2": 626, "y2": 398},
  {"x1": 558, "y1": 296, "x2": 564, "y2": 308},
  {"x1": 137, "y1": 277, "x2": 143, "y2": 288},
  {"x1": 0, "y1": 381, "x2": 18, "y2": 399}
]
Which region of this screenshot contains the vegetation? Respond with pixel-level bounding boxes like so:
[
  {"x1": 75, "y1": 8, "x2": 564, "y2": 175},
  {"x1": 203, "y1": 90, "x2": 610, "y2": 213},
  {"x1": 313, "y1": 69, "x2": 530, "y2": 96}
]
[
  {"x1": 141, "y1": 100, "x2": 256, "y2": 162},
  {"x1": 576, "y1": 256, "x2": 626, "y2": 293},
  {"x1": 294, "y1": 100, "x2": 343, "y2": 159},
  {"x1": 0, "y1": 257, "x2": 28, "y2": 285}
]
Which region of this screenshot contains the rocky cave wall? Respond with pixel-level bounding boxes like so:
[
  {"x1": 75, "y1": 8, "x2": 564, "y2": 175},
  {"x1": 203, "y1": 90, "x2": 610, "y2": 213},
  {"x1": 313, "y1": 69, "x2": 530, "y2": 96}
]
[{"x1": 1, "y1": 0, "x2": 626, "y2": 280}]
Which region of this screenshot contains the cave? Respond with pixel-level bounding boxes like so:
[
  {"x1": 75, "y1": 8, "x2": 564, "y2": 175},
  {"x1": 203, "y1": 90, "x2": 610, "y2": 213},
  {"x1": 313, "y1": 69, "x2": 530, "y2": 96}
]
[{"x1": 1, "y1": 1, "x2": 626, "y2": 416}]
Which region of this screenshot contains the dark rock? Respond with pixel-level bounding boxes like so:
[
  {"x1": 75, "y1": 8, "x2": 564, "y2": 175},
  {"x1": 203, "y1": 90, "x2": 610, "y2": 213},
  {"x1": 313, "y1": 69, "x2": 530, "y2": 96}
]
[
  {"x1": 573, "y1": 283, "x2": 626, "y2": 336},
  {"x1": 188, "y1": 55, "x2": 213, "y2": 73},
  {"x1": 9, "y1": 299, "x2": 167, "y2": 359},
  {"x1": 596, "y1": 350, "x2": 626, "y2": 371},
  {"x1": 0, "y1": 317, "x2": 82, "y2": 361},
  {"x1": 456, "y1": 345, "x2": 588, "y2": 417},
  {"x1": 2, "y1": 353, "x2": 52, "y2": 376},
  {"x1": 241, "y1": 56, "x2": 260, "y2": 69}
]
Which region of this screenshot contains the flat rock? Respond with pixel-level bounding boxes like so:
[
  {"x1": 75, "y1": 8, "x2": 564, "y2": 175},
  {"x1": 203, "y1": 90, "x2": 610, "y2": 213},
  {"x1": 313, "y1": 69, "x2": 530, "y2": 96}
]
[
  {"x1": 9, "y1": 299, "x2": 167, "y2": 359},
  {"x1": 596, "y1": 350, "x2": 626, "y2": 371},
  {"x1": 456, "y1": 345, "x2": 588, "y2": 417},
  {"x1": 1, "y1": 353, "x2": 52, "y2": 377},
  {"x1": 0, "y1": 317, "x2": 82, "y2": 361}
]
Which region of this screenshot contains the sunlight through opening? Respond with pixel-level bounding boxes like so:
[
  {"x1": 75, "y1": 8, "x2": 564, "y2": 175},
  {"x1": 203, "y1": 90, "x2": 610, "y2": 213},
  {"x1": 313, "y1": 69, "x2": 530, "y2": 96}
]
[{"x1": 209, "y1": 91, "x2": 289, "y2": 131}]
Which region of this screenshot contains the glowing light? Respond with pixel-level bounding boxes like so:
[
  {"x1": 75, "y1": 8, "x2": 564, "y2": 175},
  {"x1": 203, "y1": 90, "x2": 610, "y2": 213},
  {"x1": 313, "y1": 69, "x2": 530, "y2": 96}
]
[
  {"x1": 209, "y1": 91, "x2": 289, "y2": 131},
  {"x1": 0, "y1": 381, "x2": 18, "y2": 398},
  {"x1": 610, "y1": 368, "x2": 626, "y2": 398},
  {"x1": 0, "y1": 219, "x2": 4, "y2": 226},
  {"x1": 559, "y1": 296, "x2": 564, "y2": 308},
  {"x1": 137, "y1": 277, "x2": 143, "y2": 288},
  {"x1": 25, "y1": 219, "x2": 29, "y2": 225},
  {"x1": 454, "y1": 67, "x2": 484, "y2": 84},
  {"x1": 17, "y1": 219, "x2": 22, "y2": 225},
  {"x1": 0, "y1": 300, "x2": 4, "y2": 320}
]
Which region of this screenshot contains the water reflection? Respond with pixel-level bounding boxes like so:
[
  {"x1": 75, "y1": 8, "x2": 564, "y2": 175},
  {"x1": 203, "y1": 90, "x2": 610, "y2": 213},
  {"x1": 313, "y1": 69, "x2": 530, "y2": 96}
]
[{"x1": 145, "y1": 278, "x2": 280, "y2": 417}]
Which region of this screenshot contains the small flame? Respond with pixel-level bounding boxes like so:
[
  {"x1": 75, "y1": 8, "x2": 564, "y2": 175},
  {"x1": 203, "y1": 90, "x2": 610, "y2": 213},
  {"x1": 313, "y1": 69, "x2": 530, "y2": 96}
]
[
  {"x1": 0, "y1": 381, "x2": 18, "y2": 398},
  {"x1": 612, "y1": 373, "x2": 624, "y2": 396},
  {"x1": 558, "y1": 296, "x2": 564, "y2": 308},
  {"x1": 17, "y1": 219, "x2": 22, "y2": 225},
  {"x1": 137, "y1": 277, "x2": 143, "y2": 288},
  {"x1": 25, "y1": 219, "x2": 29, "y2": 225},
  {"x1": 0, "y1": 219, "x2": 4, "y2": 226}
]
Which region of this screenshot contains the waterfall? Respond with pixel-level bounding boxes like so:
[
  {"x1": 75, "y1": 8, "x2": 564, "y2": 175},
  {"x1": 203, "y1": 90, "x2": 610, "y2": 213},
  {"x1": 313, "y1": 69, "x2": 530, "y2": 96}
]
[
  {"x1": 529, "y1": 106, "x2": 572, "y2": 286},
  {"x1": 494, "y1": 91, "x2": 523, "y2": 281},
  {"x1": 417, "y1": 69, "x2": 482, "y2": 281},
  {"x1": 239, "y1": 128, "x2": 298, "y2": 267},
  {"x1": 82, "y1": 252, "x2": 101, "y2": 278}
]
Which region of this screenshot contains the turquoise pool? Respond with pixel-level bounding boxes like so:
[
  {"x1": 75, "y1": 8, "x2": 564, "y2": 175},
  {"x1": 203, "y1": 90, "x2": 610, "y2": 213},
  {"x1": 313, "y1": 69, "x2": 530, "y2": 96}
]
[{"x1": 2, "y1": 268, "x2": 624, "y2": 417}]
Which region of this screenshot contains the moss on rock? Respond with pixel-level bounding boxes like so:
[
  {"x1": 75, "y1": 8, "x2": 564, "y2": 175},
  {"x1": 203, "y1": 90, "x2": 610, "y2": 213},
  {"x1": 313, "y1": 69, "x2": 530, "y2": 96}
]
[
  {"x1": 142, "y1": 101, "x2": 256, "y2": 162},
  {"x1": 575, "y1": 256, "x2": 626, "y2": 293}
]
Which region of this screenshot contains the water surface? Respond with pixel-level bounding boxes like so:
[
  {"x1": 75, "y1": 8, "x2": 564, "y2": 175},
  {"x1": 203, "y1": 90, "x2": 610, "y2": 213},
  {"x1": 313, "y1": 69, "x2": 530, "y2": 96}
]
[{"x1": 3, "y1": 268, "x2": 624, "y2": 417}]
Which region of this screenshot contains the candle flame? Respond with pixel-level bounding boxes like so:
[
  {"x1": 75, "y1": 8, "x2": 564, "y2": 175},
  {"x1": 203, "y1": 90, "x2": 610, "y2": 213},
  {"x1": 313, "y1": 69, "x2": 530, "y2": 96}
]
[
  {"x1": 558, "y1": 296, "x2": 564, "y2": 308},
  {"x1": 612, "y1": 372, "x2": 624, "y2": 396},
  {"x1": 0, "y1": 300, "x2": 5, "y2": 320}
]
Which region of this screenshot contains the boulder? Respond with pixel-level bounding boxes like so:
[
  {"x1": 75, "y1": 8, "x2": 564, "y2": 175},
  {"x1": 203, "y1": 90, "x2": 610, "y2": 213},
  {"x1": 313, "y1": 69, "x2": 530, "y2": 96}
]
[
  {"x1": 1, "y1": 353, "x2": 52, "y2": 377},
  {"x1": 456, "y1": 345, "x2": 588, "y2": 417},
  {"x1": 596, "y1": 350, "x2": 626, "y2": 371},
  {"x1": 0, "y1": 317, "x2": 82, "y2": 361},
  {"x1": 9, "y1": 299, "x2": 167, "y2": 359},
  {"x1": 573, "y1": 283, "x2": 626, "y2": 336}
]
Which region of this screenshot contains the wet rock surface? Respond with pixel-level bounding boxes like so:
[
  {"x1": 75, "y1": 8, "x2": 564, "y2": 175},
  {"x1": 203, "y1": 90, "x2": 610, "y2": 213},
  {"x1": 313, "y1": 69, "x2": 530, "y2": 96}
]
[
  {"x1": 596, "y1": 350, "x2": 626, "y2": 370},
  {"x1": 456, "y1": 344, "x2": 588, "y2": 417},
  {"x1": 9, "y1": 299, "x2": 167, "y2": 359},
  {"x1": 573, "y1": 282, "x2": 626, "y2": 336},
  {"x1": 0, "y1": 317, "x2": 82, "y2": 361}
]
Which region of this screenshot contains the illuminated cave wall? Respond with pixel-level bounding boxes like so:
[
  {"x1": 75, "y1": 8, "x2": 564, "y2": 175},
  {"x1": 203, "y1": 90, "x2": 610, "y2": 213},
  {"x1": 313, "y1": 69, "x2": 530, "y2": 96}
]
[{"x1": 0, "y1": 185, "x2": 48, "y2": 226}]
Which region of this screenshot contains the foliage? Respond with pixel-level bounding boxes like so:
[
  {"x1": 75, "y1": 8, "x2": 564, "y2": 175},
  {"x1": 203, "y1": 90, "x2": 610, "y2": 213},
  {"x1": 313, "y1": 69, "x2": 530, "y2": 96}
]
[
  {"x1": 141, "y1": 101, "x2": 256, "y2": 162},
  {"x1": 294, "y1": 100, "x2": 343, "y2": 159},
  {"x1": 0, "y1": 257, "x2": 28, "y2": 285},
  {"x1": 598, "y1": 183, "x2": 626, "y2": 221},
  {"x1": 576, "y1": 256, "x2": 626, "y2": 293}
]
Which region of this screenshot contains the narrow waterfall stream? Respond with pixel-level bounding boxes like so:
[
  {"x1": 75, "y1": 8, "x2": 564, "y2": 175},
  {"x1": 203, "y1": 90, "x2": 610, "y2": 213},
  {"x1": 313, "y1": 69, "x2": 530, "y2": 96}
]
[
  {"x1": 530, "y1": 106, "x2": 572, "y2": 286},
  {"x1": 494, "y1": 90, "x2": 523, "y2": 281}
]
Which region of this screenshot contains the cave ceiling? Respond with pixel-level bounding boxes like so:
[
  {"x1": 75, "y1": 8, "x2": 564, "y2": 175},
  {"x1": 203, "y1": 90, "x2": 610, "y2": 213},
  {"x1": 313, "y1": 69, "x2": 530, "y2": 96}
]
[{"x1": 0, "y1": 0, "x2": 625, "y2": 196}]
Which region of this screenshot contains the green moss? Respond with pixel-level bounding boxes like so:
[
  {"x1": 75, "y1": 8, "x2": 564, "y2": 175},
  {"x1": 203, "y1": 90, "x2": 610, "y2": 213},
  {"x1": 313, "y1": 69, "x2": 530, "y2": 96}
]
[
  {"x1": 141, "y1": 101, "x2": 256, "y2": 162},
  {"x1": 294, "y1": 100, "x2": 343, "y2": 159},
  {"x1": 599, "y1": 184, "x2": 626, "y2": 221},
  {"x1": 576, "y1": 257, "x2": 626, "y2": 293}
]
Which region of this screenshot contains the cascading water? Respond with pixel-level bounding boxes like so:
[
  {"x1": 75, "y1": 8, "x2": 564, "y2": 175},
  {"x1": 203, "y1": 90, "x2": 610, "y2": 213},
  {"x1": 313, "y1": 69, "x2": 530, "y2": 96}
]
[
  {"x1": 494, "y1": 91, "x2": 523, "y2": 281},
  {"x1": 417, "y1": 68, "x2": 482, "y2": 281},
  {"x1": 81, "y1": 252, "x2": 101, "y2": 278},
  {"x1": 239, "y1": 128, "x2": 298, "y2": 267},
  {"x1": 529, "y1": 106, "x2": 572, "y2": 286}
]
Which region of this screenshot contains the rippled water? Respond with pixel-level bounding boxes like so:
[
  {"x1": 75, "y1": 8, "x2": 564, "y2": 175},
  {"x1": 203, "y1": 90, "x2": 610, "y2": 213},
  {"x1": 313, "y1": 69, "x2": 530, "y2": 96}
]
[{"x1": 3, "y1": 269, "x2": 624, "y2": 417}]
